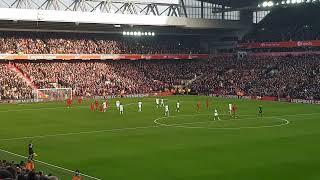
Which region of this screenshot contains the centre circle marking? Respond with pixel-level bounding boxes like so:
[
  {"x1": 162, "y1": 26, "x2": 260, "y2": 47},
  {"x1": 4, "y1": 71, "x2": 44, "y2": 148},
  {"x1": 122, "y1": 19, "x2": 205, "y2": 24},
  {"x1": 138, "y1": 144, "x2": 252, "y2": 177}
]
[{"x1": 154, "y1": 114, "x2": 290, "y2": 130}]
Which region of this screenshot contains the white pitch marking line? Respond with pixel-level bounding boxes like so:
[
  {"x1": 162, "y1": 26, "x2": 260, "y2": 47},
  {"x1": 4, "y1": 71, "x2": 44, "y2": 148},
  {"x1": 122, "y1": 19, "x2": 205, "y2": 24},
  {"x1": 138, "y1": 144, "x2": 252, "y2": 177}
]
[
  {"x1": 0, "y1": 125, "x2": 159, "y2": 142},
  {"x1": 0, "y1": 148, "x2": 102, "y2": 180},
  {"x1": 0, "y1": 102, "x2": 153, "y2": 142}
]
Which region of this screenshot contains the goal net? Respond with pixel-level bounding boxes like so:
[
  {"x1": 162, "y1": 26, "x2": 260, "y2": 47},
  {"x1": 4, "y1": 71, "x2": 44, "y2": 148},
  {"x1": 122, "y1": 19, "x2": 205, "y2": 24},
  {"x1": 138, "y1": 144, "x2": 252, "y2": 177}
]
[{"x1": 35, "y1": 88, "x2": 73, "y2": 102}]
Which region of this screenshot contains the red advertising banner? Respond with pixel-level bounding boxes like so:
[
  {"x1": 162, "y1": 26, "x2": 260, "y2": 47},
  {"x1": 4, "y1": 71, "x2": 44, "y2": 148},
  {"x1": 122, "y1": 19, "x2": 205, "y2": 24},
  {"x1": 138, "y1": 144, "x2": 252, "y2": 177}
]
[
  {"x1": 248, "y1": 51, "x2": 320, "y2": 57},
  {"x1": 0, "y1": 54, "x2": 209, "y2": 61},
  {"x1": 238, "y1": 40, "x2": 320, "y2": 49}
]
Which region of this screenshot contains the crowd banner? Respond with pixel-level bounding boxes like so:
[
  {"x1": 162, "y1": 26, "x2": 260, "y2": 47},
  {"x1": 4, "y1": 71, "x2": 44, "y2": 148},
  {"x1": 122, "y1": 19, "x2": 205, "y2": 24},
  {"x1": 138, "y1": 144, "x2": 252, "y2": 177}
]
[
  {"x1": 238, "y1": 40, "x2": 320, "y2": 49},
  {"x1": 0, "y1": 99, "x2": 43, "y2": 104},
  {"x1": 248, "y1": 51, "x2": 320, "y2": 57},
  {"x1": 0, "y1": 54, "x2": 209, "y2": 60},
  {"x1": 291, "y1": 99, "x2": 320, "y2": 104}
]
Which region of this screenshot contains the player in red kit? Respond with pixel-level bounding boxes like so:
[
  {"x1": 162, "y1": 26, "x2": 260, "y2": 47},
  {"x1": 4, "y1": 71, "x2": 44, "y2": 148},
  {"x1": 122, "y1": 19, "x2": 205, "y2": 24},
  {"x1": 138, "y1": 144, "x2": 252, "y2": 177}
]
[
  {"x1": 99, "y1": 105, "x2": 103, "y2": 112},
  {"x1": 78, "y1": 97, "x2": 82, "y2": 105},
  {"x1": 105, "y1": 99, "x2": 109, "y2": 111},
  {"x1": 197, "y1": 101, "x2": 201, "y2": 111},
  {"x1": 232, "y1": 104, "x2": 237, "y2": 118},
  {"x1": 66, "y1": 98, "x2": 72, "y2": 108},
  {"x1": 95, "y1": 100, "x2": 99, "y2": 109},
  {"x1": 206, "y1": 99, "x2": 209, "y2": 109},
  {"x1": 90, "y1": 103, "x2": 95, "y2": 112}
]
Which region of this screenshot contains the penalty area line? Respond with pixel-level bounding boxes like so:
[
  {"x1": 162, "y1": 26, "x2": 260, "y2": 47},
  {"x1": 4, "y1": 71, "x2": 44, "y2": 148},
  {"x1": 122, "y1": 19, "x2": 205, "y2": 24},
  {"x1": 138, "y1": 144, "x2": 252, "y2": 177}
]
[{"x1": 0, "y1": 148, "x2": 102, "y2": 180}]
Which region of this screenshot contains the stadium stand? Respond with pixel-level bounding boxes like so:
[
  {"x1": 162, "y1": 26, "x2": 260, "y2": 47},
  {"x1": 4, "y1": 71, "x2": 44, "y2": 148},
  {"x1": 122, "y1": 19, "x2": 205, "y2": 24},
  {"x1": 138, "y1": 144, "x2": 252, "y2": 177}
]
[
  {"x1": 243, "y1": 5, "x2": 320, "y2": 43},
  {"x1": 0, "y1": 32, "x2": 203, "y2": 54},
  {"x1": 189, "y1": 55, "x2": 320, "y2": 100},
  {"x1": 1, "y1": 55, "x2": 319, "y2": 101}
]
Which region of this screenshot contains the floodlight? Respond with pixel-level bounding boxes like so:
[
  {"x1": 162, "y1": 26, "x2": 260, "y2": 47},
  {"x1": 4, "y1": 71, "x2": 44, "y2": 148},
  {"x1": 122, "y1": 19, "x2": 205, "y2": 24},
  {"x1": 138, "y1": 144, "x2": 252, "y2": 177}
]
[
  {"x1": 262, "y1": 1, "x2": 269, "y2": 7},
  {"x1": 267, "y1": 1, "x2": 274, "y2": 6}
]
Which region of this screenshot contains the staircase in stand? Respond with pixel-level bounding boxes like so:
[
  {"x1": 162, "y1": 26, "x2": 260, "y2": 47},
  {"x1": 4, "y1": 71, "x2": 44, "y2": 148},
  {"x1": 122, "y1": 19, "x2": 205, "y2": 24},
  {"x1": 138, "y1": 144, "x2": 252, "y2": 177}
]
[
  {"x1": 186, "y1": 74, "x2": 203, "y2": 85},
  {"x1": 7, "y1": 63, "x2": 44, "y2": 97}
]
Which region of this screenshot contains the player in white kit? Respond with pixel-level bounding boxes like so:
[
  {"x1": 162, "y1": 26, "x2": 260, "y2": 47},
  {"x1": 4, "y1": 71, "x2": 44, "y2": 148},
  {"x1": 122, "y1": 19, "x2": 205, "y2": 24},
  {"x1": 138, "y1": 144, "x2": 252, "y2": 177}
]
[
  {"x1": 176, "y1": 100, "x2": 180, "y2": 112},
  {"x1": 213, "y1": 109, "x2": 221, "y2": 121},
  {"x1": 119, "y1": 103, "x2": 124, "y2": 114},
  {"x1": 116, "y1": 100, "x2": 121, "y2": 110},
  {"x1": 138, "y1": 101, "x2": 142, "y2": 112},
  {"x1": 160, "y1": 98, "x2": 164, "y2": 107},
  {"x1": 228, "y1": 103, "x2": 232, "y2": 115},
  {"x1": 156, "y1": 99, "x2": 160, "y2": 108},
  {"x1": 165, "y1": 105, "x2": 169, "y2": 116},
  {"x1": 103, "y1": 101, "x2": 107, "y2": 112}
]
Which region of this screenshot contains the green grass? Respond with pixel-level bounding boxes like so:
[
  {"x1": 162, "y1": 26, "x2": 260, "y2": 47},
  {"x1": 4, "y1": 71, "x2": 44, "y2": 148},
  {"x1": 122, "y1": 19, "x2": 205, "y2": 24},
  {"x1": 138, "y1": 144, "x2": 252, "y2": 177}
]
[{"x1": 0, "y1": 96, "x2": 320, "y2": 180}]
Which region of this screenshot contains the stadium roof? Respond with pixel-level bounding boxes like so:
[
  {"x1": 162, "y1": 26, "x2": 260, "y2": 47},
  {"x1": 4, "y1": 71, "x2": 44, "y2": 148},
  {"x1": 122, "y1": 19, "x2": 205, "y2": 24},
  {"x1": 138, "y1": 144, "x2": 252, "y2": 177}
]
[
  {"x1": 0, "y1": 20, "x2": 239, "y2": 36},
  {"x1": 199, "y1": 0, "x2": 259, "y2": 8}
]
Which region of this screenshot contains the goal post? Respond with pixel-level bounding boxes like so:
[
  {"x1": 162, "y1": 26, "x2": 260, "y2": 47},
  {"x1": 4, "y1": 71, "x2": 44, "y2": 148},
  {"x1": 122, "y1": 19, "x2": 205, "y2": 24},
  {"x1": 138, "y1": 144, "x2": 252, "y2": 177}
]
[{"x1": 35, "y1": 88, "x2": 73, "y2": 102}]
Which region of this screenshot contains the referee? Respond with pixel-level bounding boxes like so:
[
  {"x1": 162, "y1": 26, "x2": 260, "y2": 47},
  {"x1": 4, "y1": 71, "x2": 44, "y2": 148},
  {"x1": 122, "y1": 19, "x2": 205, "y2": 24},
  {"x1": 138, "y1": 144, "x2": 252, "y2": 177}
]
[{"x1": 28, "y1": 143, "x2": 35, "y2": 160}]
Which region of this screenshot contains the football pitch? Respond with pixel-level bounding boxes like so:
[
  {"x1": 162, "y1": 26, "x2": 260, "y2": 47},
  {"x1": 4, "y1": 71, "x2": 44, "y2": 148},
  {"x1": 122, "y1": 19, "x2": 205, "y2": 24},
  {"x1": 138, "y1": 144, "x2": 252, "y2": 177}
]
[{"x1": 0, "y1": 96, "x2": 320, "y2": 180}]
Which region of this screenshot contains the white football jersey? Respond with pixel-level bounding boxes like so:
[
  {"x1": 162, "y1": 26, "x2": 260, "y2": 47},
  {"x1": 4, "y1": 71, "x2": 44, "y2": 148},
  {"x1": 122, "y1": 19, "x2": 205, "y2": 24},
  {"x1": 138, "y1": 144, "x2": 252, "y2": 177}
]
[{"x1": 214, "y1": 109, "x2": 219, "y2": 116}]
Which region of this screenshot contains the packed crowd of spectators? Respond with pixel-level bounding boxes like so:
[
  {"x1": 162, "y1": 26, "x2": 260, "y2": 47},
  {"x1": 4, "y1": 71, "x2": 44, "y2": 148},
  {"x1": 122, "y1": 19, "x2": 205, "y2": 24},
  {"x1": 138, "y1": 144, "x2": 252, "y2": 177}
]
[
  {"x1": 1, "y1": 55, "x2": 319, "y2": 100},
  {"x1": 0, "y1": 32, "x2": 203, "y2": 54},
  {"x1": 15, "y1": 61, "x2": 169, "y2": 97},
  {"x1": 0, "y1": 159, "x2": 59, "y2": 180},
  {"x1": 0, "y1": 63, "x2": 33, "y2": 100},
  {"x1": 189, "y1": 55, "x2": 320, "y2": 100}
]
